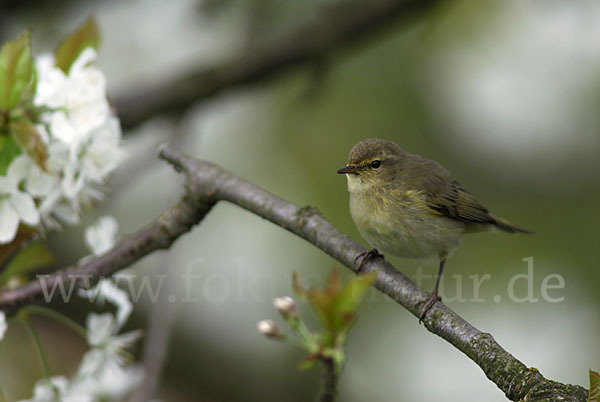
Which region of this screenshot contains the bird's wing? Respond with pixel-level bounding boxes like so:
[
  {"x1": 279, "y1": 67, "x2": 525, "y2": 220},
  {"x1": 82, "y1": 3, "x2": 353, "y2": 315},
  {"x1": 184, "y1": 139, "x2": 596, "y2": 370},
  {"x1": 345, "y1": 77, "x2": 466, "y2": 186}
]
[
  {"x1": 405, "y1": 155, "x2": 495, "y2": 225},
  {"x1": 426, "y1": 179, "x2": 495, "y2": 225}
]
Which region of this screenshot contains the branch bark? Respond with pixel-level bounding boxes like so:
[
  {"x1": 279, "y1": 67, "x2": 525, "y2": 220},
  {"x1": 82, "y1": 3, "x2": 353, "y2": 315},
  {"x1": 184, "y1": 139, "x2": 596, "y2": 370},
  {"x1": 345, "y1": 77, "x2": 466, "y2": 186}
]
[
  {"x1": 319, "y1": 358, "x2": 339, "y2": 402},
  {"x1": 0, "y1": 147, "x2": 588, "y2": 401},
  {"x1": 113, "y1": 0, "x2": 437, "y2": 129}
]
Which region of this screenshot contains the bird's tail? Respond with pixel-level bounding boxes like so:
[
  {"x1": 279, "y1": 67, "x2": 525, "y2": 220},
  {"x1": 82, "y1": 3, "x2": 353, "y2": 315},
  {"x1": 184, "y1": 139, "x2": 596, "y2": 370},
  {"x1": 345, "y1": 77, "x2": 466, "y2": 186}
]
[{"x1": 490, "y1": 213, "x2": 533, "y2": 234}]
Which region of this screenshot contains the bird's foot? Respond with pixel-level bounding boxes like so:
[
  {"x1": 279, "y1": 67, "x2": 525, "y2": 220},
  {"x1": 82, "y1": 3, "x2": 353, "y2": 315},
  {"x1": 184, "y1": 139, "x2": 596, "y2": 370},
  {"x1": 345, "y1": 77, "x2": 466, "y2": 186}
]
[
  {"x1": 418, "y1": 293, "x2": 442, "y2": 324},
  {"x1": 354, "y1": 248, "x2": 384, "y2": 272}
]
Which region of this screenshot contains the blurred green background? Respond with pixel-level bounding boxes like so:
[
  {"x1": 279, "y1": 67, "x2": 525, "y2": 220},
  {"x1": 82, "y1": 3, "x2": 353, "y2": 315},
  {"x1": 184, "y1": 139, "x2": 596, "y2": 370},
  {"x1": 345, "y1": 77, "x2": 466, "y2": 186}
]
[{"x1": 1, "y1": 0, "x2": 599, "y2": 401}]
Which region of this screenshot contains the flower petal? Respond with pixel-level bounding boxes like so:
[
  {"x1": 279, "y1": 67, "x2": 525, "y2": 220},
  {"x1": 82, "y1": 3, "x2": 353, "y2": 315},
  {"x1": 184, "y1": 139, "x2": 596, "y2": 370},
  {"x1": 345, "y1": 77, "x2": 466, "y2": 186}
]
[
  {"x1": 50, "y1": 111, "x2": 77, "y2": 144},
  {"x1": 86, "y1": 313, "x2": 115, "y2": 347},
  {"x1": 7, "y1": 154, "x2": 32, "y2": 183},
  {"x1": 70, "y1": 47, "x2": 97, "y2": 73},
  {"x1": 10, "y1": 191, "x2": 40, "y2": 226},
  {"x1": 53, "y1": 201, "x2": 80, "y2": 224},
  {"x1": 26, "y1": 165, "x2": 58, "y2": 197},
  {"x1": 24, "y1": 376, "x2": 70, "y2": 402},
  {"x1": 0, "y1": 177, "x2": 15, "y2": 194},
  {"x1": 0, "y1": 312, "x2": 7, "y2": 341},
  {"x1": 85, "y1": 216, "x2": 118, "y2": 255},
  {"x1": 0, "y1": 201, "x2": 19, "y2": 244}
]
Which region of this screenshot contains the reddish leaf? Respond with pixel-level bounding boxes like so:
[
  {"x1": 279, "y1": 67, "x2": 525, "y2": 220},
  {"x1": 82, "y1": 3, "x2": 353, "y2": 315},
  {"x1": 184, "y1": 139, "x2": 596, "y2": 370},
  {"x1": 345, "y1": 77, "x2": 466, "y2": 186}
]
[
  {"x1": 590, "y1": 370, "x2": 600, "y2": 402},
  {"x1": 325, "y1": 269, "x2": 342, "y2": 297},
  {"x1": 10, "y1": 120, "x2": 48, "y2": 170},
  {"x1": 292, "y1": 272, "x2": 308, "y2": 299},
  {"x1": 293, "y1": 270, "x2": 376, "y2": 335},
  {"x1": 55, "y1": 17, "x2": 100, "y2": 74}
]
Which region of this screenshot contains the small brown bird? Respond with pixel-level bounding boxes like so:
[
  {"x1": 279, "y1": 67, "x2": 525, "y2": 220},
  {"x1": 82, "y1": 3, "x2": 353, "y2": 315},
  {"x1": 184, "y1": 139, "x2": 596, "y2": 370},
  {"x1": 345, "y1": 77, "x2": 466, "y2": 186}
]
[{"x1": 337, "y1": 138, "x2": 531, "y2": 320}]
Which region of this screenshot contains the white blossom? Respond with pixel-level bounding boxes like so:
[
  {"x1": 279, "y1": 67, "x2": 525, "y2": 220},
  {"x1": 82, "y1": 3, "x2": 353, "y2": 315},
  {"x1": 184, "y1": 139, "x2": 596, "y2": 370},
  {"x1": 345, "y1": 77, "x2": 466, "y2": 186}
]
[
  {"x1": 79, "y1": 217, "x2": 133, "y2": 329},
  {"x1": 1, "y1": 46, "x2": 124, "y2": 242},
  {"x1": 0, "y1": 46, "x2": 125, "y2": 238},
  {"x1": 0, "y1": 312, "x2": 7, "y2": 341},
  {"x1": 78, "y1": 279, "x2": 132, "y2": 331},
  {"x1": 21, "y1": 287, "x2": 143, "y2": 401},
  {"x1": 13, "y1": 38, "x2": 139, "y2": 402},
  {"x1": 84, "y1": 215, "x2": 118, "y2": 256},
  {"x1": 67, "y1": 313, "x2": 143, "y2": 400},
  {"x1": 80, "y1": 117, "x2": 125, "y2": 183},
  {"x1": 0, "y1": 158, "x2": 40, "y2": 244},
  {"x1": 34, "y1": 48, "x2": 109, "y2": 147},
  {"x1": 83, "y1": 313, "x2": 142, "y2": 365},
  {"x1": 18, "y1": 376, "x2": 76, "y2": 402},
  {"x1": 69, "y1": 364, "x2": 143, "y2": 401},
  {"x1": 17, "y1": 271, "x2": 143, "y2": 401}
]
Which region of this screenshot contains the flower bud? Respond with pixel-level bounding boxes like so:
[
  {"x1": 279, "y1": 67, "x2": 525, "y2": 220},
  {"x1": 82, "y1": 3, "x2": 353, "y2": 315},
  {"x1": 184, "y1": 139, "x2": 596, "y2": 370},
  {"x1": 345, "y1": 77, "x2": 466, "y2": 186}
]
[
  {"x1": 257, "y1": 320, "x2": 284, "y2": 340},
  {"x1": 273, "y1": 296, "x2": 297, "y2": 318}
]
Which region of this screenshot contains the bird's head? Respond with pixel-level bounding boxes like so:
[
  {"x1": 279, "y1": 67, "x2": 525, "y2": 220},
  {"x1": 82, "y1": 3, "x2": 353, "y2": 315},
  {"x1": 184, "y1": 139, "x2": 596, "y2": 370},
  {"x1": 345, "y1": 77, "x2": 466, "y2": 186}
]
[{"x1": 337, "y1": 138, "x2": 407, "y2": 191}]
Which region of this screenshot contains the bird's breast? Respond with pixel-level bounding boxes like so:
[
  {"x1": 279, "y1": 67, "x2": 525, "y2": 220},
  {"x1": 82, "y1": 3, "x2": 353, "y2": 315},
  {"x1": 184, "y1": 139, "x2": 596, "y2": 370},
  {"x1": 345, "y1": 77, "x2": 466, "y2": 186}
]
[{"x1": 348, "y1": 186, "x2": 465, "y2": 259}]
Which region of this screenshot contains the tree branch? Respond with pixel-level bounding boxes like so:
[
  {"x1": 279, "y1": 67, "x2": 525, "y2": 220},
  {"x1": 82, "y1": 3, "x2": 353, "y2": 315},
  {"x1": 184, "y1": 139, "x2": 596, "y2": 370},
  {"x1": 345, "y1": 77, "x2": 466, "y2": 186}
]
[
  {"x1": 113, "y1": 0, "x2": 437, "y2": 129},
  {"x1": 0, "y1": 146, "x2": 588, "y2": 401},
  {"x1": 319, "y1": 358, "x2": 339, "y2": 402},
  {"x1": 0, "y1": 169, "x2": 214, "y2": 313}
]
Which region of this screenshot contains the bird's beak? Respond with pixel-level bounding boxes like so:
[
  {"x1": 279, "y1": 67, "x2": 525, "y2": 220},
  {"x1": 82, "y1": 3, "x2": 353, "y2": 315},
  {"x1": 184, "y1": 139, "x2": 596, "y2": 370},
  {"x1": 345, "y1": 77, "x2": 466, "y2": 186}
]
[{"x1": 337, "y1": 165, "x2": 360, "y2": 175}]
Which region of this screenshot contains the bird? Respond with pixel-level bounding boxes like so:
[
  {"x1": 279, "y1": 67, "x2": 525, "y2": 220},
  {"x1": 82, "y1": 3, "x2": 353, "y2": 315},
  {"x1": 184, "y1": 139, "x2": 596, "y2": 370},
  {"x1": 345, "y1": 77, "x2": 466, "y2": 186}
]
[{"x1": 337, "y1": 138, "x2": 531, "y2": 321}]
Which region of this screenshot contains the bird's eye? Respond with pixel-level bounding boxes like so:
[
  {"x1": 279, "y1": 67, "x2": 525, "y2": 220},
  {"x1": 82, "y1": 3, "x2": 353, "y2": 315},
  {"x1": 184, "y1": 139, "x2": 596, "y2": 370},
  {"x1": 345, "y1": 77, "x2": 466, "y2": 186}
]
[{"x1": 370, "y1": 160, "x2": 381, "y2": 169}]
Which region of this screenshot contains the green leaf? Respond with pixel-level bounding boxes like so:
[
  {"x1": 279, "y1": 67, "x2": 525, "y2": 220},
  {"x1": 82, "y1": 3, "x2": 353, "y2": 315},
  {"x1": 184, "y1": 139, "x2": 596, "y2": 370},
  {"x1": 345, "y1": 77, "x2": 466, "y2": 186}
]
[
  {"x1": 331, "y1": 272, "x2": 377, "y2": 325},
  {"x1": 590, "y1": 370, "x2": 600, "y2": 402},
  {"x1": 0, "y1": 30, "x2": 34, "y2": 110},
  {"x1": 293, "y1": 270, "x2": 376, "y2": 335},
  {"x1": 307, "y1": 290, "x2": 335, "y2": 333},
  {"x1": 321, "y1": 271, "x2": 375, "y2": 334},
  {"x1": 55, "y1": 17, "x2": 101, "y2": 74},
  {"x1": 0, "y1": 242, "x2": 55, "y2": 286},
  {"x1": 290, "y1": 272, "x2": 375, "y2": 374},
  {"x1": 0, "y1": 134, "x2": 22, "y2": 175},
  {"x1": 10, "y1": 120, "x2": 48, "y2": 170},
  {"x1": 17, "y1": 63, "x2": 38, "y2": 106}
]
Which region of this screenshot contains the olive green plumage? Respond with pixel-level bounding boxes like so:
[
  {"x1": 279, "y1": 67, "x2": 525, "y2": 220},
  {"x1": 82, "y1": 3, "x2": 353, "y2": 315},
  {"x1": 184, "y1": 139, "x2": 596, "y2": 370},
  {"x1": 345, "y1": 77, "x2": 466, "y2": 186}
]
[
  {"x1": 337, "y1": 138, "x2": 531, "y2": 319},
  {"x1": 339, "y1": 138, "x2": 530, "y2": 259}
]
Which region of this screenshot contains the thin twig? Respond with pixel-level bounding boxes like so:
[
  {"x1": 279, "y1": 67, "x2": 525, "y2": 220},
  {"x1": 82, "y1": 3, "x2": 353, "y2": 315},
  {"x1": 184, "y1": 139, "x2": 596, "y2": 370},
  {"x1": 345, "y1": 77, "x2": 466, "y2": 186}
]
[
  {"x1": 133, "y1": 124, "x2": 186, "y2": 402},
  {"x1": 24, "y1": 305, "x2": 87, "y2": 338},
  {"x1": 0, "y1": 147, "x2": 589, "y2": 401},
  {"x1": 319, "y1": 358, "x2": 339, "y2": 402},
  {"x1": 19, "y1": 312, "x2": 52, "y2": 386},
  {"x1": 0, "y1": 159, "x2": 214, "y2": 313},
  {"x1": 113, "y1": 0, "x2": 437, "y2": 129}
]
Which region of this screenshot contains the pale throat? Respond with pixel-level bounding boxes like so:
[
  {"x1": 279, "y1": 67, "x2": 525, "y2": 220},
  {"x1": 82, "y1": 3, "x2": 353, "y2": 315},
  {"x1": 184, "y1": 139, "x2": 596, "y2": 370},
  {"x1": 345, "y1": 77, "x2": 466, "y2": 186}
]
[{"x1": 345, "y1": 174, "x2": 374, "y2": 194}]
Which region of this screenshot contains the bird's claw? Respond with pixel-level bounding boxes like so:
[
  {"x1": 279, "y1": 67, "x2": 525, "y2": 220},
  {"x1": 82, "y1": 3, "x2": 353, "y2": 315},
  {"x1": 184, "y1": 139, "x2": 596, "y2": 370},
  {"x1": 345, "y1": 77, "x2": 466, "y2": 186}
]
[
  {"x1": 418, "y1": 293, "x2": 442, "y2": 324},
  {"x1": 354, "y1": 248, "x2": 383, "y2": 272}
]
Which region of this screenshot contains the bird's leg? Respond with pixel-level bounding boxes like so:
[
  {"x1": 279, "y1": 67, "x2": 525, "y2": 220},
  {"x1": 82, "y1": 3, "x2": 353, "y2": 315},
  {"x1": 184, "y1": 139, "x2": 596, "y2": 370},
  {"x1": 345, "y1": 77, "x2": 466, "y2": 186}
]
[
  {"x1": 419, "y1": 257, "x2": 446, "y2": 323},
  {"x1": 354, "y1": 248, "x2": 384, "y2": 272}
]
